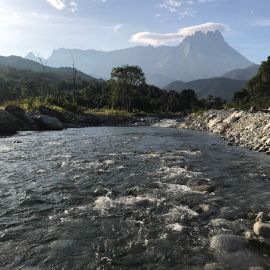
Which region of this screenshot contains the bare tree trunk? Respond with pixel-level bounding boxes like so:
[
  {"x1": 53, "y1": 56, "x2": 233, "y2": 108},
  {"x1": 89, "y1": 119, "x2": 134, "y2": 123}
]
[{"x1": 72, "y1": 64, "x2": 77, "y2": 104}]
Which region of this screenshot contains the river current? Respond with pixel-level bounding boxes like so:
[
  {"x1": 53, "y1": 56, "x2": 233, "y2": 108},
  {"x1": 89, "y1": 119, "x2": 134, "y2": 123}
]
[{"x1": 1, "y1": 126, "x2": 270, "y2": 269}]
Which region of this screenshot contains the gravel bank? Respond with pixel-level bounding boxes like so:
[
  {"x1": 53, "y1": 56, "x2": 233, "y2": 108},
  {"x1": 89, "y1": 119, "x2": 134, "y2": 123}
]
[{"x1": 178, "y1": 109, "x2": 270, "y2": 154}]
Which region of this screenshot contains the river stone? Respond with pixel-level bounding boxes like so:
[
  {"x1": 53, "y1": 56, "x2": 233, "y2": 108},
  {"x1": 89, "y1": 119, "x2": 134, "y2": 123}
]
[
  {"x1": 210, "y1": 234, "x2": 247, "y2": 255},
  {"x1": 191, "y1": 184, "x2": 215, "y2": 193},
  {"x1": 33, "y1": 115, "x2": 64, "y2": 131},
  {"x1": 204, "y1": 263, "x2": 225, "y2": 270},
  {"x1": 253, "y1": 221, "x2": 270, "y2": 238},
  {"x1": 0, "y1": 109, "x2": 26, "y2": 135},
  {"x1": 210, "y1": 219, "x2": 233, "y2": 229}
]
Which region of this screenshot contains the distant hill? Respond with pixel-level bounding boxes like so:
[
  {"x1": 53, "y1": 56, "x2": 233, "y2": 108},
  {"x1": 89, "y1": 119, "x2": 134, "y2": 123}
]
[
  {"x1": 164, "y1": 77, "x2": 247, "y2": 101},
  {"x1": 223, "y1": 64, "x2": 259, "y2": 81},
  {"x1": 26, "y1": 30, "x2": 253, "y2": 87},
  {"x1": 0, "y1": 55, "x2": 99, "y2": 83}
]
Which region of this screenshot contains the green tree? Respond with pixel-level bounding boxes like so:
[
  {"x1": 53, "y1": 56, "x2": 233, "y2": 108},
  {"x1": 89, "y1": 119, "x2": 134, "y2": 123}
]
[{"x1": 110, "y1": 65, "x2": 146, "y2": 112}]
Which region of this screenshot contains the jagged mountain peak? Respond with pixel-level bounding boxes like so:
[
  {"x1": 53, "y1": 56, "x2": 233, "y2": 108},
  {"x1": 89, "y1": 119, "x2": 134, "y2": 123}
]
[{"x1": 27, "y1": 30, "x2": 253, "y2": 87}]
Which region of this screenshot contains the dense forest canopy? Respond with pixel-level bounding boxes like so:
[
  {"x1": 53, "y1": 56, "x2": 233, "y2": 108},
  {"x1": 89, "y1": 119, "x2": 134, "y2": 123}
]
[
  {"x1": 232, "y1": 56, "x2": 270, "y2": 109},
  {"x1": 0, "y1": 64, "x2": 225, "y2": 113}
]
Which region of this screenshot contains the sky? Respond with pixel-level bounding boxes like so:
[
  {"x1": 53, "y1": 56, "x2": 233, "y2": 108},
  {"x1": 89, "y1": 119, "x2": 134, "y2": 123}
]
[{"x1": 0, "y1": 0, "x2": 270, "y2": 63}]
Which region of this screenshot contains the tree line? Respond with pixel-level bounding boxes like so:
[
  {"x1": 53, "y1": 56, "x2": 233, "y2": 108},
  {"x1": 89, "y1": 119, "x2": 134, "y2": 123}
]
[{"x1": 0, "y1": 65, "x2": 225, "y2": 113}]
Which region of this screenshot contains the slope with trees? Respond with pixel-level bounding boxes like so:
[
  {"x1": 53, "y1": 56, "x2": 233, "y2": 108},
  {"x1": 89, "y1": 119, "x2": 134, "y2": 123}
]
[{"x1": 232, "y1": 56, "x2": 270, "y2": 109}]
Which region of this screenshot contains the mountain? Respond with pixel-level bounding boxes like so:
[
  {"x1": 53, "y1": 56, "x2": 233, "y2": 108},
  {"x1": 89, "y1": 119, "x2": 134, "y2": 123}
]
[
  {"x1": 223, "y1": 64, "x2": 259, "y2": 80},
  {"x1": 164, "y1": 77, "x2": 247, "y2": 101},
  {"x1": 26, "y1": 31, "x2": 253, "y2": 87},
  {"x1": 0, "y1": 55, "x2": 99, "y2": 83}
]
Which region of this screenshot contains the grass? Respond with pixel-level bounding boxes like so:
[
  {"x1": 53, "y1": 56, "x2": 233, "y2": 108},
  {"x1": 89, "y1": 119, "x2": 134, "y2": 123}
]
[{"x1": 85, "y1": 108, "x2": 133, "y2": 117}]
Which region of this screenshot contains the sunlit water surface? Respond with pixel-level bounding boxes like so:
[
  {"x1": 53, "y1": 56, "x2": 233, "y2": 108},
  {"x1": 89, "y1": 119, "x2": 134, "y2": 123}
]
[{"x1": 1, "y1": 127, "x2": 270, "y2": 269}]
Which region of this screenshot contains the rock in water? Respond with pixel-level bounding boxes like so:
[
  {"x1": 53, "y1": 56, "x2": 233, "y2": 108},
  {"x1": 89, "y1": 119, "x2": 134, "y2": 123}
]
[
  {"x1": 38, "y1": 106, "x2": 66, "y2": 123},
  {"x1": 253, "y1": 222, "x2": 270, "y2": 238},
  {"x1": 191, "y1": 184, "x2": 215, "y2": 193},
  {"x1": 210, "y1": 234, "x2": 247, "y2": 255},
  {"x1": 210, "y1": 234, "x2": 268, "y2": 269},
  {"x1": 5, "y1": 105, "x2": 26, "y2": 120},
  {"x1": 0, "y1": 110, "x2": 26, "y2": 135},
  {"x1": 33, "y1": 115, "x2": 64, "y2": 131}
]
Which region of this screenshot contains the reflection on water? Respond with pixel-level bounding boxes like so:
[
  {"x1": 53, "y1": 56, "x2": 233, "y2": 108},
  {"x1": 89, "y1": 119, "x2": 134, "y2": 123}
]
[{"x1": 0, "y1": 127, "x2": 270, "y2": 269}]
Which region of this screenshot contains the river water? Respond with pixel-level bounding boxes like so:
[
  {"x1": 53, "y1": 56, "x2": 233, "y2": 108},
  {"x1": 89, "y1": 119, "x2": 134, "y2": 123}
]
[{"x1": 1, "y1": 126, "x2": 270, "y2": 269}]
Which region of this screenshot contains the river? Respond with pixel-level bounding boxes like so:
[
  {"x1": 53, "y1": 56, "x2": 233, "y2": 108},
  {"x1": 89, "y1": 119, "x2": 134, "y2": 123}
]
[{"x1": 1, "y1": 127, "x2": 270, "y2": 269}]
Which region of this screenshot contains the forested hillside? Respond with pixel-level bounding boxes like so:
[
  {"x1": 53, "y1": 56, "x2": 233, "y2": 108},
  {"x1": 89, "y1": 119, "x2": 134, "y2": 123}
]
[{"x1": 232, "y1": 56, "x2": 270, "y2": 109}]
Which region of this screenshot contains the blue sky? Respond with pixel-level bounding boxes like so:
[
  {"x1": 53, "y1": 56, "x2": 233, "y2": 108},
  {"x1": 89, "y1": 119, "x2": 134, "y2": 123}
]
[{"x1": 0, "y1": 0, "x2": 269, "y2": 63}]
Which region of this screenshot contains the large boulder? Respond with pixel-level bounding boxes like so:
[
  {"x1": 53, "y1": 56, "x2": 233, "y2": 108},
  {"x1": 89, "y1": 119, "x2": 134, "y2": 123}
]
[
  {"x1": 210, "y1": 234, "x2": 247, "y2": 255},
  {"x1": 210, "y1": 234, "x2": 268, "y2": 269},
  {"x1": 5, "y1": 105, "x2": 26, "y2": 120},
  {"x1": 38, "y1": 106, "x2": 66, "y2": 123},
  {"x1": 0, "y1": 110, "x2": 26, "y2": 135},
  {"x1": 33, "y1": 115, "x2": 64, "y2": 131}
]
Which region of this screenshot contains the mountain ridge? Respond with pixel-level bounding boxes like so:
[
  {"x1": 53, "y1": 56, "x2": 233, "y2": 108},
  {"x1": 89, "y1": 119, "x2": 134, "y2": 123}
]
[
  {"x1": 26, "y1": 30, "x2": 253, "y2": 87},
  {"x1": 164, "y1": 77, "x2": 247, "y2": 101}
]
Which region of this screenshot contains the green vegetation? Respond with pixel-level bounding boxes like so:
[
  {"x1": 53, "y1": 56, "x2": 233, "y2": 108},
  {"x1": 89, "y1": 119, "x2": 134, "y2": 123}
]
[
  {"x1": 0, "y1": 64, "x2": 225, "y2": 115},
  {"x1": 232, "y1": 56, "x2": 270, "y2": 109}
]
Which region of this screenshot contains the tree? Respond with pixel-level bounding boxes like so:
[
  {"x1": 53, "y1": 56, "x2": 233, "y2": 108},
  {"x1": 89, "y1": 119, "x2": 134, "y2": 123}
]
[
  {"x1": 111, "y1": 65, "x2": 145, "y2": 86},
  {"x1": 110, "y1": 65, "x2": 146, "y2": 112}
]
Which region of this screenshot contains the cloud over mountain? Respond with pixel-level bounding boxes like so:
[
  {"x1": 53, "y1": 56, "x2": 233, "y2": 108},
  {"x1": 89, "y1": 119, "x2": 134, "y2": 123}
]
[
  {"x1": 130, "y1": 22, "x2": 228, "y2": 46},
  {"x1": 46, "y1": 0, "x2": 66, "y2": 10}
]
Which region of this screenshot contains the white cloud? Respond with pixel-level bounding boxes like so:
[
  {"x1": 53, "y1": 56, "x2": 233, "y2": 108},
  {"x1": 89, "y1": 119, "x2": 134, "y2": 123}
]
[
  {"x1": 112, "y1": 24, "x2": 123, "y2": 32},
  {"x1": 46, "y1": 0, "x2": 78, "y2": 12},
  {"x1": 159, "y1": 0, "x2": 215, "y2": 19},
  {"x1": 130, "y1": 22, "x2": 228, "y2": 46},
  {"x1": 46, "y1": 0, "x2": 66, "y2": 10},
  {"x1": 70, "y1": 0, "x2": 78, "y2": 13},
  {"x1": 252, "y1": 19, "x2": 270, "y2": 27}
]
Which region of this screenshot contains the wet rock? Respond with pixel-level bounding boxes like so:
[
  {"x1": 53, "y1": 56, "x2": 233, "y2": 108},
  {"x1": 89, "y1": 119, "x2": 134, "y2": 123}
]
[
  {"x1": 245, "y1": 230, "x2": 257, "y2": 241},
  {"x1": 253, "y1": 222, "x2": 270, "y2": 238},
  {"x1": 0, "y1": 109, "x2": 26, "y2": 135},
  {"x1": 210, "y1": 234, "x2": 268, "y2": 269},
  {"x1": 191, "y1": 184, "x2": 215, "y2": 193},
  {"x1": 199, "y1": 204, "x2": 217, "y2": 214},
  {"x1": 38, "y1": 106, "x2": 66, "y2": 123},
  {"x1": 5, "y1": 105, "x2": 26, "y2": 120},
  {"x1": 210, "y1": 234, "x2": 247, "y2": 254},
  {"x1": 210, "y1": 219, "x2": 233, "y2": 229},
  {"x1": 33, "y1": 115, "x2": 64, "y2": 131},
  {"x1": 204, "y1": 263, "x2": 225, "y2": 270}
]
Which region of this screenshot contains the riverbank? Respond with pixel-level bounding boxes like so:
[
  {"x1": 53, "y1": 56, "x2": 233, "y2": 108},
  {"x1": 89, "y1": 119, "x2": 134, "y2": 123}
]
[
  {"x1": 0, "y1": 105, "x2": 179, "y2": 136},
  {"x1": 178, "y1": 109, "x2": 270, "y2": 155}
]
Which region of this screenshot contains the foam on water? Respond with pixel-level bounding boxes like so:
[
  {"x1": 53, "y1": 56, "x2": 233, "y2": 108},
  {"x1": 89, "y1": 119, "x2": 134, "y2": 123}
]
[
  {"x1": 153, "y1": 119, "x2": 178, "y2": 128},
  {"x1": 164, "y1": 205, "x2": 199, "y2": 222},
  {"x1": 94, "y1": 194, "x2": 161, "y2": 211},
  {"x1": 165, "y1": 183, "x2": 193, "y2": 193},
  {"x1": 166, "y1": 223, "x2": 185, "y2": 232}
]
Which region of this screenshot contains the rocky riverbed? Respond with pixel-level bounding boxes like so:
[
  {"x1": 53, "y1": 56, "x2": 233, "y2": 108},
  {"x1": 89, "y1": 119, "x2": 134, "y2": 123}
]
[{"x1": 178, "y1": 109, "x2": 270, "y2": 155}]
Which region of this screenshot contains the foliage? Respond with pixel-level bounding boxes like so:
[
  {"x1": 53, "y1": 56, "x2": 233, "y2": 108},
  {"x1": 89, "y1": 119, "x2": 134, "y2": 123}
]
[
  {"x1": 232, "y1": 56, "x2": 270, "y2": 109},
  {"x1": 0, "y1": 65, "x2": 224, "y2": 114}
]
